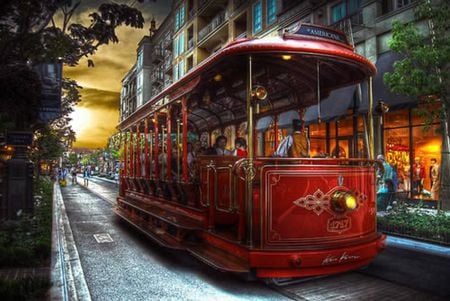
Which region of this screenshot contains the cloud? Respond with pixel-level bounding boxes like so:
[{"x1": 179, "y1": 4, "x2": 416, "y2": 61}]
[
  {"x1": 66, "y1": 1, "x2": 171, "y2": 149},
  {"x1": 78, "y1": 87, "x2": 120, "y2": 110}
]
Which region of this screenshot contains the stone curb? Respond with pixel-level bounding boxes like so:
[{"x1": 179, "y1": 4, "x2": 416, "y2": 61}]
[
  {"x1": 49, "y1": 182, "x2": 92, "y2": 301},
  {"x1": 386, "y1": 235, "x2": 450, "y2": 259}
]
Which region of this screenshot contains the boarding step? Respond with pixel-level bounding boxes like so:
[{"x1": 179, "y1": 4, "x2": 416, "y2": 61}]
[
  {"x1": 115, "y1": 207, "x2": 185, "y2": 250},
  {"x1": 118, "y1": 197, "x2": 202, "y2": 231},
  {"x1": 187, "y1": 243, "x2": 249, "y2": 273}
]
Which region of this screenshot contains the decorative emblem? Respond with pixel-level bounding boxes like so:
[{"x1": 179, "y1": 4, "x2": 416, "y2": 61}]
[
  {"x1": 293, "y1": 187, "x2": 368, "y2": 233},
  {"x1": 293, "y1": 189, "x2": 330, "y2": 216}
]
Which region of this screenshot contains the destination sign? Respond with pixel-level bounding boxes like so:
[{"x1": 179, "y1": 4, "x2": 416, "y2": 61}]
[{"x1": 288, "y1": 24, "x2": 348, "y2": 45}]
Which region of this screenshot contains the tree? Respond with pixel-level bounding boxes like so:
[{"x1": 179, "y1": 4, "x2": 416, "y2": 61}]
[
  {"x1": 0, "y1": 0, "x2": 147, "y2": 131},
  {"x1": 30, "y1": 125, "x2": 65, "y2": 177},
  {"x1": 384, "y1": 0, "x2": 450, "y2": 209}
]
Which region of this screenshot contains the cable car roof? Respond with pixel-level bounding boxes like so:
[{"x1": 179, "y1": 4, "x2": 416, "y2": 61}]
[{"x1": 119, "y1": 24, "x2": 376, "y2": 131}]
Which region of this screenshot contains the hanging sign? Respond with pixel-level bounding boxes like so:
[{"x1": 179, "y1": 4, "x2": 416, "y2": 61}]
[
  {"x1": 33, "y1": 62, "x2": 63, "y2": 122},
  {"x1": 6, "y1": 132, "x2": 33, "y2": 146}
]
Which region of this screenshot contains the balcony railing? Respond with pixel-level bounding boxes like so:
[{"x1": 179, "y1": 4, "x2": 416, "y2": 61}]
[
  {"x1": 234, "y1": 32, "x2": 247, "y2": 40},
  {"x1": 198, "y1": 10, "x2": 228, "y2": 42},
  {"x1": 163, "y1": 38, "x2": 172, "y2": 50},
  {"x1": 151, "y1": 70, "x2": 164, "y2": 85},
  {"x1": 164, "y1": 58, "x2": 173, "y2": 73},
  {"x1": 164, "y1": 78, "x2": 172, "y2": 87},
  {"x1": 152, "y1": 46, "x2": 164, "y2": 64}
]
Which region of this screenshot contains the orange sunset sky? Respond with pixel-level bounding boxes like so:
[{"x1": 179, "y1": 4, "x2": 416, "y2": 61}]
[{"x1": 66, "y1": 1, "x2": 170, "y2": 149}]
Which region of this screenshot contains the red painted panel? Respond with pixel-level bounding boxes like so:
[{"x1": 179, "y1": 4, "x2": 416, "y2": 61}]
[{"x1": 260, "y1": 165, "x2": 376, "y2": 248}]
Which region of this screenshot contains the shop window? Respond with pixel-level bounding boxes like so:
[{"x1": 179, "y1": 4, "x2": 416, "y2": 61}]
[
  {"x1": 336, "y1": 118, "x2": 353, "y2": 136},
  {"x1": 411, "y1": 101, "x2": 442, "y2": 126},
  {"x1": 384, "y1": 127, "x2": 410, "y2": 190},
  {"x1": 253, "y1": 1, "x2": 263, "y2": 34},
  {"x1": 411, "y1": 124, "x2": 441, "y2": 198},
  {"x1": 384, "y1": 108, "x2": 409, "y2": 128},
  {"x1": 331, "y1": 143, "x2": 348, "y2": 158},
  {"x1": 309, "y1": 122, "x2": 327, "y2": 157}
]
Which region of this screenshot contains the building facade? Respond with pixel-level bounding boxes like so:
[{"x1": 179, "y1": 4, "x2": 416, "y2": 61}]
[{"x1": 120, "y1": 0, "x2": 443, "y2": 201}]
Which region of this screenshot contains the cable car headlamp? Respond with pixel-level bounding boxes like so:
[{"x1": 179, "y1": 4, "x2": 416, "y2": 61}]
[
  {"x1": 331, "y1": 190, "x2": 357, "y2": 213},
  {"x1": 251, "y1": 85, "x2": 268, "y2": 100}
]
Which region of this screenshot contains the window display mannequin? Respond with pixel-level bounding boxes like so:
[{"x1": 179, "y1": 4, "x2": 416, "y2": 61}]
[
  {"x1": 413, "y1": 157, "x2": 425, "y2": 195},
  {"x1": 402, "y1": 164, "x2": 410, "y2": 192},
  {"x1": 430, "y1": 158, "x2": 440, "y2": 200}
]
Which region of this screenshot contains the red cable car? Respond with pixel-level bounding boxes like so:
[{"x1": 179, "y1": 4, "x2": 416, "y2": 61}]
[{"x1": 116, "y1": 23, "x2": 386, "y2": 280}]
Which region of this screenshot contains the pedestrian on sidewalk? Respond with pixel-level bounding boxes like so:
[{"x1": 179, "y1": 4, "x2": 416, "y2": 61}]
[
  {"x1": 83, "y1": 168, "x2": 90, "y2": 186},
  {"x1": 71, "y1": 167, "x2": 77, "y2": 184}
]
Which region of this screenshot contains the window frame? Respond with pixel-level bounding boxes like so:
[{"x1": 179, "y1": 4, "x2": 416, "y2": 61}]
[
  {"x1": 252, "y1": 1, "x2": 263, "y2": 34},
  {"x1": 267, "y1": 0, "x2": 277, "y2": 25}
]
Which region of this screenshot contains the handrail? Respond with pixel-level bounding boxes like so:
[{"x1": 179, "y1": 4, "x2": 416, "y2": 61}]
[{"x1": 258, "y1": 158, "x2": 384, "y2": 170}]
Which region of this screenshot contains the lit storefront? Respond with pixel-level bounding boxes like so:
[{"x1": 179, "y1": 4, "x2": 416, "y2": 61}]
[
  {"x1": 383, "y1": 103, "x2": 442, "y2": 199},
  {"x1": 255, "y1": 51, "x2": 443, "y2": 202}
]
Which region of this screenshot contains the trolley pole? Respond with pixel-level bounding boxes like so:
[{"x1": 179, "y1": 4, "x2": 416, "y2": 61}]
[
  {"x1": 368, "y1": 76, "x2": 375, "y2": 160},
  {"x1": 246, "y1": 55, "x2": 254, "y2": 247},
  {"x1": 176, "y1": 118, "x2": 181, "y2": 181}
]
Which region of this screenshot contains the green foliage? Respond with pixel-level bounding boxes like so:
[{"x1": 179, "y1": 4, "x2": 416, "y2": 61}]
[
  {"x1": 378, "y1": 202, "x2": 450, "y2": 244},
  {"x1": 31, "y1": 126, "x2": 65, "y2": 162},
  {"x1": 0, "y1": 277, "x2": 50, "y2": 301},
  {"x1": 384, "y1": 21, "x2": 446, "y2": 98},
  {"x1": 67, "y1": 152, "x2": 79, "y2": 165},
  {"x1": 0, "y1": 177, "x2": 53, "y2": 267},
  {"x1": 384, "y1": 0, "x2": 450, "y2": 133}
]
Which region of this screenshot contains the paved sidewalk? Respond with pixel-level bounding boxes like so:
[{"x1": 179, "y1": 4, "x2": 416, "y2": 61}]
[{"x1": 49, "y1": 182, "x2": 92, "y2": 301}]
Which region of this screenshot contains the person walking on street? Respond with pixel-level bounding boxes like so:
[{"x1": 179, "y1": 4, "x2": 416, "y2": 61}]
[
  {"x1": 376, "y1": 154, "x2": 394, "y2": 192},
  {"x1": 83, "y1": 168, "x2": 90, "y2": 186},
  {"x1": 71, "y1": 167, "x2": 77, "y2": 184}
]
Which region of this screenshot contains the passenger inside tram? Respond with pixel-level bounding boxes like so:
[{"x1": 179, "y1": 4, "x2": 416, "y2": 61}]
[
  {"x1": 232, "y1": 137, "x2": 248, "y2": 157},
  {"x1": 205, "y1": 135, "x2": 232, "y2": 155},
  {"x1": 273, "y1": 119, "x2": 309, "y2": 158}
]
